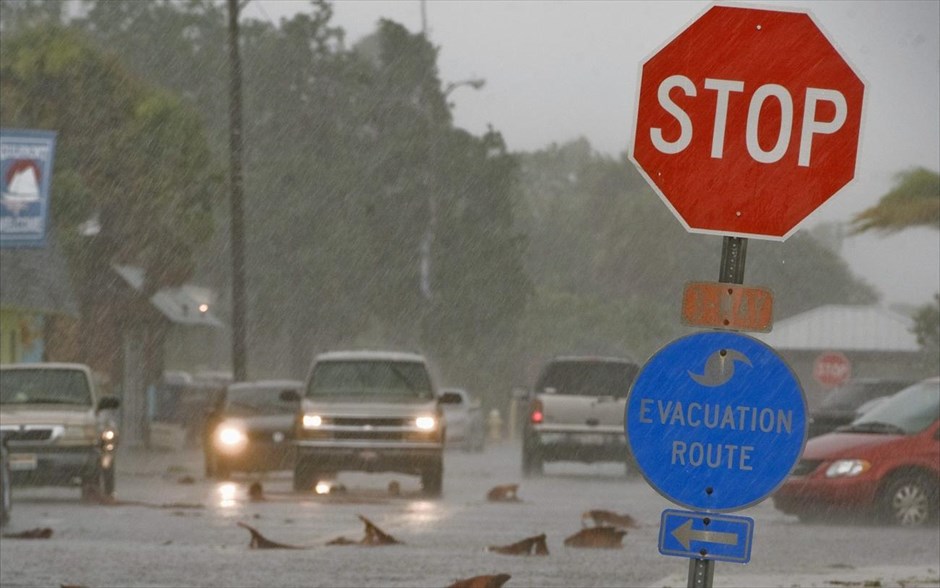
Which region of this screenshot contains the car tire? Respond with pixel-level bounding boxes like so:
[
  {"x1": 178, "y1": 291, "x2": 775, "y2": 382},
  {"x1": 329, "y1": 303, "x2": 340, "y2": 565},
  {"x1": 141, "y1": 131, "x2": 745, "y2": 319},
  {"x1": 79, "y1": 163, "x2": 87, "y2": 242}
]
[
  {"x1": 522, "y1": 434, "x2": 544, "y2": 477},
  {"x1": 204, "y1": 449, "x2": 215, "y2": 478},
  {"x1": 81, "y1": 461, "x2": 113, "y2": 502},
  {"x1": 293, "y1": 459, "x2": 318, "y2": 492},
  {"x1": 102, "y1": 460, "x2": 116, "y2": 497},
  {"x1": 880, "y1": 473, "x2": 937, "y2": 526},
  {"x1": 421, "y1": 458, "x2": 443, "y2": 497}
]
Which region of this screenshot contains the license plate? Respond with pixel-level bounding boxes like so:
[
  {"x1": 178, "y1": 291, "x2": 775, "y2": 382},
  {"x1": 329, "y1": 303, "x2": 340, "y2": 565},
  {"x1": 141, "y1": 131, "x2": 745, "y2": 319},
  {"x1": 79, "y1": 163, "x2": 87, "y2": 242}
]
[
  {"x1": 9, "y1": 453, "x2": 38, "y2": 471},
  {"x1": 578, "y1": 434, "x2": 606, "y2": 445}
]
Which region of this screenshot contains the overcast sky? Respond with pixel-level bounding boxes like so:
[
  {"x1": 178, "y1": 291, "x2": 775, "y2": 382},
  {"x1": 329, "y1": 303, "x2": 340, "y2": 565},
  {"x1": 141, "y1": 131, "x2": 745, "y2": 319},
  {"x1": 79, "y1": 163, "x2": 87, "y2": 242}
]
[{"x1": 248, "y1": 0, "x2": 939, "y2": 308}]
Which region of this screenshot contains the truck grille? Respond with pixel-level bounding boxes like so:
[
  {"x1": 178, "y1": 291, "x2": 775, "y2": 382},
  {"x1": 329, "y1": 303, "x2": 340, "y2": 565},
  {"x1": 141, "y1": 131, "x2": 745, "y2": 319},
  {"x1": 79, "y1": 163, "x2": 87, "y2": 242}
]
[
  {"x1": 331, "y1": 417, "x2": 410, "y2": 427},
  {"x1": 0, "y1": 425, "x2": 64, "y2": 444}
]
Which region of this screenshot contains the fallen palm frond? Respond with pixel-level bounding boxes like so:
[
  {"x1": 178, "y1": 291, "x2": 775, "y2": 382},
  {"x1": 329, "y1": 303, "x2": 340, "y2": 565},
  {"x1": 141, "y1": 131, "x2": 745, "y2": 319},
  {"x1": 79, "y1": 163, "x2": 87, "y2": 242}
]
[
  {"x1": 236, "y1": 521, "x2": 305, "y2": 549},
  {"x1": 486, "y1": 533, "x2": 548, "y2": 556},
  {"x1": 563, "y1": 526, "x2": 626, "y2": 549},
  {"x1": 447, "y1": 572, "x2": 512, "y2": 588}
]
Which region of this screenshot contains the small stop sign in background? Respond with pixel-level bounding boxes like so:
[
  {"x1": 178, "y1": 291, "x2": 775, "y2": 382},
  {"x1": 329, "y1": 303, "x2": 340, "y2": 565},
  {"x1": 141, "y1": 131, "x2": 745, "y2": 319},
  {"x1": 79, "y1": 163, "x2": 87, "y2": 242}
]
[
  {"x1": 631, "y1": 5, "x2": 865, "y2": 240},
  {"x1": 813, "y1": 351, "x2": 852, "y2": 388}
]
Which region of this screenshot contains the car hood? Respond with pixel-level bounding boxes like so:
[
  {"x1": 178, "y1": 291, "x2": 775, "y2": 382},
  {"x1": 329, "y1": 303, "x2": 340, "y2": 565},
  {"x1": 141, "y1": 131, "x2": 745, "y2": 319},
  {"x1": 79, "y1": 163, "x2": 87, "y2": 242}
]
[
  {"x1": 801, "y1": 431, "x2": 903, "y2": 460},
  {"x1": 0, "y1": 405, "x2": 95, "y2": 427}
]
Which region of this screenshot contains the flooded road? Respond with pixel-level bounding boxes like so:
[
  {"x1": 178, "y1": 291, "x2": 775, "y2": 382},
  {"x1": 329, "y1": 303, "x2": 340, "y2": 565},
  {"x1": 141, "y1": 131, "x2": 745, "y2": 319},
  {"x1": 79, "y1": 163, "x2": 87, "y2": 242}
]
[{"x1": 1, "y1": 441, "x2": 938, "y2": 587}]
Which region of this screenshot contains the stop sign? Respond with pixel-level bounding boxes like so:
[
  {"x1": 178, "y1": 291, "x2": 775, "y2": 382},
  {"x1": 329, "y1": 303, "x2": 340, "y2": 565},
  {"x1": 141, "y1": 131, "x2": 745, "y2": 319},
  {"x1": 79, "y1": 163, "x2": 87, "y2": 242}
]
[
  {"x1": 813, "y1": 351, "x2": 852, "y2": 388},
  {"x1": 630, "y1": 6, "x2": 865, "y2": 240}
]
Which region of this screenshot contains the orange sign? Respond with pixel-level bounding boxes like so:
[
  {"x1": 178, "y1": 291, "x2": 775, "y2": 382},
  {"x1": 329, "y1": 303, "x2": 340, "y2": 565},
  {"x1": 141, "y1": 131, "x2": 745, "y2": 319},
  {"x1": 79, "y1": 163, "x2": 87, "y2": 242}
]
[{"x1": 681, "y1": 282, "x2": 774, "y2": 332}]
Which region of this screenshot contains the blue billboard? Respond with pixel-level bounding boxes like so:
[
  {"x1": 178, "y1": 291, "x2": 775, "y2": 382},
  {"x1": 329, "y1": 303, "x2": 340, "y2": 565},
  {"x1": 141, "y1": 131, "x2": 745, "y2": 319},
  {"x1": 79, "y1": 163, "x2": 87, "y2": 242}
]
[{"x1": 0, "y1": 129, "x2": 58, "y2": 248}]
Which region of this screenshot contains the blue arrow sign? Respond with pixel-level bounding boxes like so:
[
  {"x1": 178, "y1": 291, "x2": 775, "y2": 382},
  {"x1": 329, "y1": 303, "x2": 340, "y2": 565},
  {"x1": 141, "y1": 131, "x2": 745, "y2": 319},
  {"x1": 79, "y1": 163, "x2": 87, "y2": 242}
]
[
  {"x1": 626, "y1": 331, "x2": 807, "y2": 511},
  {"x1": 659, "y1": 509, "x2": 753, "y2": 563}
]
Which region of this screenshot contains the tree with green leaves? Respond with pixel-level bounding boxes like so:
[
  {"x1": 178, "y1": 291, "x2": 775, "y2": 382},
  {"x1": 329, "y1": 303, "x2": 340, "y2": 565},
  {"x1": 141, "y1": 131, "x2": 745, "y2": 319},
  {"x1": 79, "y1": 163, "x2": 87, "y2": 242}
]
[
  {"x1": 850, "y1": 167, "x2": 940, "y2": 233},
  {"x1": 852, "y1": 167, "x2": 940, "y2": 361},
  {"x1": 1, "y1": 25, "x2": 218, "y2": 381}
]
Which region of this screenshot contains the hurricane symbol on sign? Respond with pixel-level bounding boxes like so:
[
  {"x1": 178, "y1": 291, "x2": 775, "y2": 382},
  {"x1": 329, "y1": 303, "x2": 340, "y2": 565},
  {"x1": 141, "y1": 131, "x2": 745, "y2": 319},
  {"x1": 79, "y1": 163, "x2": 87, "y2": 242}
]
[{"x1": 688, "y1": 349, "x2": 751, "y2": 387}]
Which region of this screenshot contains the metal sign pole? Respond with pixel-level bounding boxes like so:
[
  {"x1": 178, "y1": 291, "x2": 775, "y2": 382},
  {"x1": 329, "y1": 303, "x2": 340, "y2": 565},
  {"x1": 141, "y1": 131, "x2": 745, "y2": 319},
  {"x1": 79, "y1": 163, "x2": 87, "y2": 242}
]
[
  {"x1": 683, "y1": 234, "x2": 747, "y2": 588},
  {"x1": 719, "y1": 236, "x2": 748, "y2": 285},
  {"x1": 688, "y1": 558, "x2": 715, "y2": 588}
]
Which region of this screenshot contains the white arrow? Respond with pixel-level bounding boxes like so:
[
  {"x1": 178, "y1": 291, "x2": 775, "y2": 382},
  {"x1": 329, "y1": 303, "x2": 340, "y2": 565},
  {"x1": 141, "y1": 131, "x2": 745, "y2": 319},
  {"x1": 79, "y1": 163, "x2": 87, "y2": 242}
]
[{"x1": 671, "y1": 519, "x2": 739, "y2": 550}]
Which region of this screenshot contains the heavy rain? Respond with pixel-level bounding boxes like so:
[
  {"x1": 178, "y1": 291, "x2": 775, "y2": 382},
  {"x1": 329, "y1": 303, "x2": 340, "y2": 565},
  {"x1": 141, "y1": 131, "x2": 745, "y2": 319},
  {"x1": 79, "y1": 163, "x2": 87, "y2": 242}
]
[{"x1": 0, "y1": 1, "x2": 938, "y2": 587}]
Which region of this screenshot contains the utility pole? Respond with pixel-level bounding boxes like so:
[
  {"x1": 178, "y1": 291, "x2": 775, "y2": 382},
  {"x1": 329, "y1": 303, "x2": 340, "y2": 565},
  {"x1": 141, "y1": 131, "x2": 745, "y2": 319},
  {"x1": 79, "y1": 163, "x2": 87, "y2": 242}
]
[
  {"x1": 227, "y1": 0, "x2": 248, "y2": 382},
  {"x1": 420, "y1": 0, "x2": 427, "y2": 36}
]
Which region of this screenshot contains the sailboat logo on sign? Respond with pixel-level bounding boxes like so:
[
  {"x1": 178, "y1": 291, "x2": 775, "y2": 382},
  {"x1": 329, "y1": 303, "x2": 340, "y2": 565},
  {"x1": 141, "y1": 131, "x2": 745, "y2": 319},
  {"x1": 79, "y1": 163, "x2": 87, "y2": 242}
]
[{"x1": 1, "y1": 159, "x2": 42, "y2": 216}]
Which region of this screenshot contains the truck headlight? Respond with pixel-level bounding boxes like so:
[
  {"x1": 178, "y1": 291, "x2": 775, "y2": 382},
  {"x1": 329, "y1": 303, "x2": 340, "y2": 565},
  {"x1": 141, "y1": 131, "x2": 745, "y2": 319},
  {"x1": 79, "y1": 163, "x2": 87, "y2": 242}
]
[
  {"x1": 825, "y1": 459, "x2": 871, "y2": 478},
  {"x1": 302, "y1": 414, "x2": 323, "y2": 429},
  {"x1": 415, "y1": 415, "x2": 437, "y2": 431},
  {"x1": 215, "y1": 424, "x2": 247, "y2": 453}
]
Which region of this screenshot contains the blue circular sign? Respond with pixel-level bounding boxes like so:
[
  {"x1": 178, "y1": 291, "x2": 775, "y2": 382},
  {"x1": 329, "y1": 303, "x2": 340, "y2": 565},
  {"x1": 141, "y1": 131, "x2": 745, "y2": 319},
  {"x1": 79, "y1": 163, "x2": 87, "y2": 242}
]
[{"x1": 626, "y1": 331, "x2": 806, "y2": 512}]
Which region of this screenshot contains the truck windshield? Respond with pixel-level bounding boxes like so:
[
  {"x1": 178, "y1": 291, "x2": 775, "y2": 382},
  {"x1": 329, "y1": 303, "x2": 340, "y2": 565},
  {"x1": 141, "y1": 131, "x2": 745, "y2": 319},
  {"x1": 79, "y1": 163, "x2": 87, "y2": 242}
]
[
  {"x1": 0, "y1": 369, "x2": 92, "y2": 406},
  {"x1": 307, "y1": 361, "x2": 433, "y2": 400},
  {"x1": 536, "y1": 361, "x2": 638, "y2": 397}
]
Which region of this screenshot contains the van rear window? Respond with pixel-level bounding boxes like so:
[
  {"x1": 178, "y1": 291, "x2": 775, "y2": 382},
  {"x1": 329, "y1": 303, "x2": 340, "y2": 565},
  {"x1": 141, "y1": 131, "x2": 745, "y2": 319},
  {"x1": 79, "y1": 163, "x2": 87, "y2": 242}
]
[{"x1": 536, "y1": 361, "x2": 638, "y2": 397}]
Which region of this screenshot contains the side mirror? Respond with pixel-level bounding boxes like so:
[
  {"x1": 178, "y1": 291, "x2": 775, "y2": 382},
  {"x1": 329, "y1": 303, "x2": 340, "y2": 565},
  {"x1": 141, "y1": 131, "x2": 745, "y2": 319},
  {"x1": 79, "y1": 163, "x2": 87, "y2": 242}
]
[
  {"x1": 280, "y1": 389, "x2": 301, "y2": 403},
  {"x1": 98, "y1": 396, "x2": 120, "y2": 411}
]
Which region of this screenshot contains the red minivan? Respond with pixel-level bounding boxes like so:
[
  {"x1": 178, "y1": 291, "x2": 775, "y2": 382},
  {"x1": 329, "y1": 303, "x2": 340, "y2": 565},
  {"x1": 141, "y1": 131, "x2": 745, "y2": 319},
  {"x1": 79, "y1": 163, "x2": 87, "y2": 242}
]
[{"x1": 773, "y1": 377, "x2": 939, "y2": 526}]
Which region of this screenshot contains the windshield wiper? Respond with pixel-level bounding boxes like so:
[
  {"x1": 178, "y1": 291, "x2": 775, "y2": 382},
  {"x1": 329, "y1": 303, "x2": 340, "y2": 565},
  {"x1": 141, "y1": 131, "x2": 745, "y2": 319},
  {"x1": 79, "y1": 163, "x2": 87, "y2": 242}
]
[{"x1": 836, "y1": 421, "x2": 907, "y2": 435}]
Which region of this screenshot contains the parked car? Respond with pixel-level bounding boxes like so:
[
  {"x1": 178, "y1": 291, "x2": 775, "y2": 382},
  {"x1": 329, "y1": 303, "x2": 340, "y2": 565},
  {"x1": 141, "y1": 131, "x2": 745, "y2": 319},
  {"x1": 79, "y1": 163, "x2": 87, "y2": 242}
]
[
  {"x1": 807, "y1": 377, "x2": 918, "y2": 438},
  {"x1": 522, "y1": 355, "x2": 640, "y2": 477},
  {"x1": 203, "y1": 379, "x2": 303, "y2": 479},
  {"x1": 438, "y1": 387, "x2": 485, "y2": 452},
  {"x1": 286, "y1": 351, "x2": 445, "y2": 496},
  {"x1": 773, "y1": 377, "x2": 940, "y2": 526},
  {"x1": 0, "y1": 363, "x2": 120, "y2": 500}
]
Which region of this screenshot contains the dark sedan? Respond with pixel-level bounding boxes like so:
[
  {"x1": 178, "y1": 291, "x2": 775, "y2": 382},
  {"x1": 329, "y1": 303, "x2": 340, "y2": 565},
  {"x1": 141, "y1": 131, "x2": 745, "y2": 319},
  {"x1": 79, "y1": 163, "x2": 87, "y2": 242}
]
[{"x1": 203, "y1": 380, "x2": 302, "y2": 479}]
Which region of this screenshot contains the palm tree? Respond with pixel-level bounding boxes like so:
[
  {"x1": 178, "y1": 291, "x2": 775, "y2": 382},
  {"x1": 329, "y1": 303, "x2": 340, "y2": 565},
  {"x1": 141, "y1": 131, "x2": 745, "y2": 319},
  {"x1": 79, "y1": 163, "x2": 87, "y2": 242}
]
[{"x1": 850, "y1": 167, "x2": 939, "y2": 233}]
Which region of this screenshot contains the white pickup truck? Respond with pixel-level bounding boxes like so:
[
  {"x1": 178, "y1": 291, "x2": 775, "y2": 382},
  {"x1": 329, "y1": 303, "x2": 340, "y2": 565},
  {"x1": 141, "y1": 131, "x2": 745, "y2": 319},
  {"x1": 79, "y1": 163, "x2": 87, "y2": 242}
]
[
  {"x1": 287, "y1": 351, "x2": 445, "y2": 496},
  {"x1": 521, "y1": 356, "x2": 640, "y2": 476},
  {"x1": 0, "y1": 363, "x2": 120, "y2": 500}
]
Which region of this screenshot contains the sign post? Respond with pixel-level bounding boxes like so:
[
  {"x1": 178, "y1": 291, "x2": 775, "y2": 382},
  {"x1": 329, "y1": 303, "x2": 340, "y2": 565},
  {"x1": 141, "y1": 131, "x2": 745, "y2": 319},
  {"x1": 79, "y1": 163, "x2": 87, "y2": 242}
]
[
  {"x1": 627, "y1": 4, "x2": 863, "y2": 586},
  {"x1": 626, "y1": 331, "x2": 807, "y2": 586},
  {"x1": 630, "y1": 5, "x2": 865, "y2": 241}
]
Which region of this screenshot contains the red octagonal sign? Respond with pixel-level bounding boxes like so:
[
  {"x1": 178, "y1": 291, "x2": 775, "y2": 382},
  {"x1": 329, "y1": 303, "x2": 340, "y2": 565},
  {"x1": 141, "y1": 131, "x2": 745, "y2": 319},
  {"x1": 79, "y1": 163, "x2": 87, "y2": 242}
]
[{"x1": 630, "y1": 5, "x2": 865, "y2": 240}]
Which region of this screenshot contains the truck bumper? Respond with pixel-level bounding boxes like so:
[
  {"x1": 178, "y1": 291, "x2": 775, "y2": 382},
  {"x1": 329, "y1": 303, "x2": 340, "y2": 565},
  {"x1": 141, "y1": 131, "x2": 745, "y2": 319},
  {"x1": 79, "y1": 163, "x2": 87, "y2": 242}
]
[
  {"x1": 295, "y1": 443, "x2": 443, "y2": 475},
  {"x1": 7, "y1": 445, "x2": 101, "y2": 487},
  {"x1": 531, "y1": 430, "x2": 631, "y2": 464}
]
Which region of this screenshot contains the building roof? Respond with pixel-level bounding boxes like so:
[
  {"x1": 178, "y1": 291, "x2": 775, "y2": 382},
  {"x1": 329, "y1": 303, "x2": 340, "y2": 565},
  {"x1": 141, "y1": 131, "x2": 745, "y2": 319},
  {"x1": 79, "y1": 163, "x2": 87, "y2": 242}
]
[
  {"x1": 756, "y1": 305, "x2": 921, "y2": 352},
  {"x1": 0, "y1": 233, "x2": 78, "y2": 317},
  {"x1": 113, "y1": 264, "x2": 223, "y2": 328}
]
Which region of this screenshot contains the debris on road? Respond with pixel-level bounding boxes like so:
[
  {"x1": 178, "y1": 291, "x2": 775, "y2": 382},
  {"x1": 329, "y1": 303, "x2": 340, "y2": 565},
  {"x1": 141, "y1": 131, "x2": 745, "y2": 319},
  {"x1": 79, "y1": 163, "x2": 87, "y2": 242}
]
[
  {"x1": 486, "y1": 484, "x2": 521, "y2": 502},
  {"x1": 2, "y1": 527, "x2": 53, "y2": 539},
  {"x1": 581, "y1": 509, "x2": 639, "y2": 529},
  {"x1": 237, "y1": 522, "x2": 304, "y2": 549},
  {"x1": 563, "y1": 526, "x2": 626, "y2": 549},
  {"x1": 487, "y1": 533, "x2": 548, "y2": 556},
  {"x1": 447, "y1": 572, "x2": 512, "y2": 588}
]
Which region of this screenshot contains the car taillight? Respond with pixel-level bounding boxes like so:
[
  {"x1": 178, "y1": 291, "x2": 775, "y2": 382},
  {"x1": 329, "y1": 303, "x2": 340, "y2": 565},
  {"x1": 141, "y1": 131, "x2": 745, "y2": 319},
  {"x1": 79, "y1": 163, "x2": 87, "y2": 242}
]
[{"x1": 530, "y1": 399, "x2": 544, "y2": 424}]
